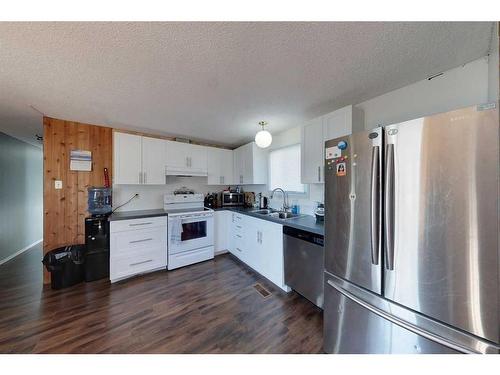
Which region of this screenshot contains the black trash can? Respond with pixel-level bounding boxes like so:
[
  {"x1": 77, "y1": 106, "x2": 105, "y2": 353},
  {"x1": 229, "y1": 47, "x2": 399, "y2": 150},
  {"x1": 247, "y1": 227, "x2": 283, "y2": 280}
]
[
  {"x1": 42, "y1": 245, "x2": 85, "y2": 290},
  {"x1": 84, "y1": 248, "x2": 109, "y2": 282}
]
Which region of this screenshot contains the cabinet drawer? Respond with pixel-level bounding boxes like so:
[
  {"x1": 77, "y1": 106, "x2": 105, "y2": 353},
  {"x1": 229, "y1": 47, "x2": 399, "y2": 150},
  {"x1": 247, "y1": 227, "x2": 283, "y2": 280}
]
[
  {"x1": 110, "y1": 245, "x2": 166, "y2": 281},
  {"x1": 110, "y1": 216, "x2": 167, "y2": 233},
  {"x1": 111, "y1": 227, "x2": 166, "y2": 255}
]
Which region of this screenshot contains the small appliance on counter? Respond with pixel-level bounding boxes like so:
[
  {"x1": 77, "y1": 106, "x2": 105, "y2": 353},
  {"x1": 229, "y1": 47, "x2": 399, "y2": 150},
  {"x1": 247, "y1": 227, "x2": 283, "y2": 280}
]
[
  {"x1": 315, "y1": 203, "x2": 325, "y2": 222},
  {"x1": 258, "y1": 193, "x2": 268, "y2": 209},
  {"x1": 204, "y1": 192, "x2": 217, "y2": 209},
  {"x1": 244, "y1": 192, "x2": 256, "y2": 208},
  {"x1": 222, "y1": 191, "x2": 245, "y2": 207}
]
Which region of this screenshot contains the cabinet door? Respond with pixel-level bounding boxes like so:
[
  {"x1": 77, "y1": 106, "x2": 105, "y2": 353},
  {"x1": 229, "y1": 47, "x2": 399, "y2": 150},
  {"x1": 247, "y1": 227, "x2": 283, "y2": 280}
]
[
  {"x1": 113, "y1": 132, "x2": 142, "y2": 184},
  {"x1": 241, "y1": 143, "x2": 254, "y2": 184},
  {"x1": 301, "y1": 118, "x2": 324, "y2": 183},
  {"x1": 251, "y1": 143, "x2": 268, "y2": 185},
  {"x1": 220, "y1": 149, "x2": 234, "y2": 186},
  {"x1": 142, "y1": 136, "x2": 166, "y2": 185},
  {"x1": 188, "y1": 144, "x2": 208, "y2": 173},
  {"x1": 207, "y1": 147, "x2": 222, "y2": 185},
  {"x1": 243, "y1": 216, "x2": 260, "y2": 270},
  {"x1": 233, "y1": 147, "x2": 244, "y2": 184},
  {"x1": 259, "y1": 222, "x2": 287, "y2": 291},
  {"x1": 208, "y1": 148, "x2": 233, "y2": 185},
  {"x1": 214, "y1": 210, "x2": 229, "y2": 252},
  {"x1": 323, "y1": 105, "x2": 352, "y2": 141},
  {"x1": 165, "y1": 140, "x2": 190, "y2": 170}
]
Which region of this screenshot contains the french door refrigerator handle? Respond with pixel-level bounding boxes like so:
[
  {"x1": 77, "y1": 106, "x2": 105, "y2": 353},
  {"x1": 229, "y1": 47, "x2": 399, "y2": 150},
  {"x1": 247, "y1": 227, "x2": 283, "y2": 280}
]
[
  {"x1": 384, "y1": 143, "x2": 395, "y2": 270},
  {"x1": 370, "y1": 145, "x2": 380, "y2": 265}
]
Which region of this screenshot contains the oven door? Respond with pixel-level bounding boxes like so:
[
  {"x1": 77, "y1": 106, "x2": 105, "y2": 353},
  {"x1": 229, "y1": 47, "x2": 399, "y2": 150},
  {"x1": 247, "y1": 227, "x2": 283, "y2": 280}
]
[{"x1": 168, "y1": 214, "x2": 214, "y2": 254}]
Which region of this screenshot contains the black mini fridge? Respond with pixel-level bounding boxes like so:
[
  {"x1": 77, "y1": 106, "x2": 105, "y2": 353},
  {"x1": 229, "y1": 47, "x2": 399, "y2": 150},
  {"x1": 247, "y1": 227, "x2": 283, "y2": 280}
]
[{"x1": 84, "y1": 216, "x2": 110, "y2": 282}]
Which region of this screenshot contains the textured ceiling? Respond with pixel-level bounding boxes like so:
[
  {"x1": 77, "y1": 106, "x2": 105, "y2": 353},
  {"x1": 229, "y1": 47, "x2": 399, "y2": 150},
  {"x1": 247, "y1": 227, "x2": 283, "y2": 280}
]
[{"x1": 0, "y1": 22, "x2": 494, "y2": 147}]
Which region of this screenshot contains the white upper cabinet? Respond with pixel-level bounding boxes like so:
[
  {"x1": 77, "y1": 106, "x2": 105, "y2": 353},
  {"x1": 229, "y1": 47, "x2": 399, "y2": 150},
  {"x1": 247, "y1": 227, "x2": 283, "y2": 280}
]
[
  {"x1": 165, "y1": 140, "x2": 207, "y2": 176},
  {"x1": 301, "y1": 105, "x2": 363, "y2": 184},
  {"x1": 114, "y1": 132, "x2": 166, "y2": 185},
  {"x1": 207, "y1": 147, "x2": 234, "y2": 185},
  {"x1": 142, "y1": 136, "x2": 166, "y2": 185},
  {"x1": 233, "y1": 142, "x2": 267, "y2": 185},
  {"x1": 301, "y1": 118, "x2": 324, "y2": 184}
]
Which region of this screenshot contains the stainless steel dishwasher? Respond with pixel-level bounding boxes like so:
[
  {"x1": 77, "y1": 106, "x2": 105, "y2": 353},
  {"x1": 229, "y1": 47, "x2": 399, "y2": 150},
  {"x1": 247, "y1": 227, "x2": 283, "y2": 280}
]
[{"x1": 283, "y1": 226, "x2": 324, "y2": 308}]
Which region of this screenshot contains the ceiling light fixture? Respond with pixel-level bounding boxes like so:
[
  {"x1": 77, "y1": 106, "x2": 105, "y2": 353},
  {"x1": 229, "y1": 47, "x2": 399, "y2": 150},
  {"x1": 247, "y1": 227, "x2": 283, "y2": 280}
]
[{"x1": 255, "y1": 121, "x2": 272, "y2": 148}]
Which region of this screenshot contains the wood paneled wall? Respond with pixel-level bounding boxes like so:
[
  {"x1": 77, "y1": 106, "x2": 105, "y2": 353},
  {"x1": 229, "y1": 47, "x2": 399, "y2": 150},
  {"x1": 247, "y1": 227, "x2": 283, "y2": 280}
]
[{"x1": 43, "y1": 117, "x2": 112, "y2": 283}]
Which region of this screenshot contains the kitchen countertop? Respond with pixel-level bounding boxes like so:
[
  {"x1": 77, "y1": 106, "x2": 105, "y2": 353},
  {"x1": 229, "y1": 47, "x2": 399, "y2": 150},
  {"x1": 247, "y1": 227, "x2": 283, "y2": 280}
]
[
  {"x1": 216, "y1": 207, "x2": 324, "y2": 236},
  {"x1": 109, "y1": 207, "x2": 324, "y2": 236},
  {"x1": 108, "y1": 209, "x2": 168, "y2": 221}
]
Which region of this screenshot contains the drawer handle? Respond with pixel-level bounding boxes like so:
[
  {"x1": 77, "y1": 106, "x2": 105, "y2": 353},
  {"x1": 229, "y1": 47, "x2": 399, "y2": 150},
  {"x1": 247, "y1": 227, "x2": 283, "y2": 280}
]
[
  {"x1": 236, "y1": 225, "x2": 242, "y2": 229},
  {"x1": 129, "y1": 238, "x2": 153, "y2": 244},
  {"x1": 129, "y1": 222, "x2": 153, "y2": 226},
  {"x1": 130, "y1": 259, "x2": 153, "y2": 267},
  {"x1": 236, "y1": 234, "x2": 242, "y2": 238},
  {"x1": 236, "y1": 247, "x2": 242, "y2": 252}
]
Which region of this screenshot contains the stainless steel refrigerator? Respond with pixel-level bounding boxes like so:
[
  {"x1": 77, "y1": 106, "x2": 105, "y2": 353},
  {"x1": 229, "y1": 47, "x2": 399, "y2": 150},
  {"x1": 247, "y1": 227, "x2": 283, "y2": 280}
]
[{"x1": 323, "y1": 103, "x2": 499, "y2": 354}]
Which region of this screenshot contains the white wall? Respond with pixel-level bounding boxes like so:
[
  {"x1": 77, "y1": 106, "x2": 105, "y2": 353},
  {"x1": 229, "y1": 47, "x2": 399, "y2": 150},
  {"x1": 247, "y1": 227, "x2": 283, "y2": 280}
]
[
  {"x1": 488, "y1": 23, "x2": 499, "y2": 102},
  {"x1": 356, "y1": 57, "x2": 491, "y2": 130},
  {"x1": 113, "y1": 177, "x2": 233, "y2": 212}
]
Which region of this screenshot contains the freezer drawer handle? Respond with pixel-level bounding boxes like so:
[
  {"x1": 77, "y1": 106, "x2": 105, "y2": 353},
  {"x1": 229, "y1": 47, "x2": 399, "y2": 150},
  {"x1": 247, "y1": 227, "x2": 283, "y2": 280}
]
[
  {"x1": 325, "y1": 278, "x2": 480, "y2": 354},
  {"x1": 384, "y1": 143, "x2": 395, "y2": 270},
  {"x1": 370, "y1": 145, "x2": 380, "y2": 265},
  {"x1": 129, "y1": 238, "x2": 153, "y2": 244}
]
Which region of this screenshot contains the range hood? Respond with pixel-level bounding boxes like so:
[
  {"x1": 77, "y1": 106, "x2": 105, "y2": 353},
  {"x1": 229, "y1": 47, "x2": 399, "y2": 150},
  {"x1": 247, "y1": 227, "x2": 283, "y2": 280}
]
[{"x1": 165, "y1": 166, "x2": 208, "y2": 177}]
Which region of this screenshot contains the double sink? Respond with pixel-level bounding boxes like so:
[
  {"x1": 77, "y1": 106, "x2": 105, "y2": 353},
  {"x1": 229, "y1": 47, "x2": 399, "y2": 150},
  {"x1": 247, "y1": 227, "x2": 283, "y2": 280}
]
[{"x1": 250, "y1": 208, "x2": 303, "y2": 220}]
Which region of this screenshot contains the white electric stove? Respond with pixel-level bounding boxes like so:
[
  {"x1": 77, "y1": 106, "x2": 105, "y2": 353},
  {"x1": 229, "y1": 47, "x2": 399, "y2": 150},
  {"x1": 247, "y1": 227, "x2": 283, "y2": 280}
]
[{"x1": 164, "y1": 193, "x2": 214, "y2": 270}]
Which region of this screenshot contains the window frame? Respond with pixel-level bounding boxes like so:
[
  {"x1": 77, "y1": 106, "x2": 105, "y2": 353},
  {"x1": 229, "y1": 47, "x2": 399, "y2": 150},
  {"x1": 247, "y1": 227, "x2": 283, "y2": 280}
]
[{"x1": 267, "y1": 143, "x2": 308, "y2": 196}]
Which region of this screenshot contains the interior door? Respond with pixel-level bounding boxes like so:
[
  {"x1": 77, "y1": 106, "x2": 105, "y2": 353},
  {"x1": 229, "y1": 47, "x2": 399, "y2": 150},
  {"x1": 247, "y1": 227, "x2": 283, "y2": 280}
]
[
  {"x1": 383, "y1": 105, "x2": 499, "y2": 343},
  {"x1": 324, "y1": 127, "x2": 382, "y2": 295}
]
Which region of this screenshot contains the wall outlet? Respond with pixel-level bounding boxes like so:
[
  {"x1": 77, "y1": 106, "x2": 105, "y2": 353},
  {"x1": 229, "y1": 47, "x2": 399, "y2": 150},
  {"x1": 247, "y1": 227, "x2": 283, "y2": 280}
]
[{"x1": 54, "y1": 180, "x2": 63, "y2": 189}]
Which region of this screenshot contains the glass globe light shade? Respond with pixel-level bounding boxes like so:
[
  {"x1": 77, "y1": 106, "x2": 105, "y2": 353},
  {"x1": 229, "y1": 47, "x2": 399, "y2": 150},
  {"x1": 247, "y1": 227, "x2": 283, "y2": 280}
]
[{"x1": 255, "y1": 129, "x2": 272, "y2": 148}]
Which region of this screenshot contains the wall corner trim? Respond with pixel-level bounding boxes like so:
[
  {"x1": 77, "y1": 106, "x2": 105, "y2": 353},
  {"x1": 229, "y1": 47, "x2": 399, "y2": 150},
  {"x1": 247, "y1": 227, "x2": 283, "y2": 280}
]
[{"x1": 0, "y1": 239, "x2": 42, "y2": 266}]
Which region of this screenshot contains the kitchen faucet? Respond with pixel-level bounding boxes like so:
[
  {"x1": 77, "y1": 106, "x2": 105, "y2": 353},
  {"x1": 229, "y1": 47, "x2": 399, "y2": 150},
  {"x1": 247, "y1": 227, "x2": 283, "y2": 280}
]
[{"x1": 270, "y1": 188, "x2": 289, "y2": 212}]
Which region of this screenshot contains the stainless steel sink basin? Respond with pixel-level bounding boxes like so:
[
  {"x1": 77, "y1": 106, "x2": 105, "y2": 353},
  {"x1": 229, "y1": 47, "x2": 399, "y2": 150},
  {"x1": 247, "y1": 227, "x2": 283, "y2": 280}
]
[
  {"x1": 250, "y1": 208, "x2": 303, "y2": 220},
  {"x1": 252, "y1": 209, "x2": 276, "y2": 215},
  {"x1": 269, "y1": 211, "x2": 302, "y2": 219}
]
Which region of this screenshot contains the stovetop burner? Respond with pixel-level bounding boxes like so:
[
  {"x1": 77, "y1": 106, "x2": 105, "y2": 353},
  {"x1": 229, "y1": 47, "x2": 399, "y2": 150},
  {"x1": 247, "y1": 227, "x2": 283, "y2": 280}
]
[{"x1": 173, "y1": 186, "x2": 195, "y2": 195}]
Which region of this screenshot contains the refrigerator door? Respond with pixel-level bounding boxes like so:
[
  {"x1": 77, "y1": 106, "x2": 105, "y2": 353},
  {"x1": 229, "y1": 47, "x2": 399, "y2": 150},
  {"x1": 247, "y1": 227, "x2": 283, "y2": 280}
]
[
  {"x1": 324, "y1": 273, "x2": 499, "y2": 353},
  {"x1": 383, "y1": 104, "x2": 499, "y2": 344},
  {"x1": 324, "y1": 127, "x2": 382, "y2": 294}
]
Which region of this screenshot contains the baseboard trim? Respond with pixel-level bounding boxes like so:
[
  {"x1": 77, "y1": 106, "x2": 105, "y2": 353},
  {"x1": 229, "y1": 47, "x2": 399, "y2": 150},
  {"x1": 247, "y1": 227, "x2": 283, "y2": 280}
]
[
  {"x1": 0, "y1": 239, "x2": 42, "y2": 266},
  {"x1": 215, "y1": 249, "x2": 229, "y2": 256}
]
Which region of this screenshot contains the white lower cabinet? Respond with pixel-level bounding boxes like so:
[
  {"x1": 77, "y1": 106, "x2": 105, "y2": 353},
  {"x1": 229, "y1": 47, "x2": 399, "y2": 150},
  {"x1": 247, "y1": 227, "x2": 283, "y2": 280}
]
[
  {"x1": 214, "y1": 210, "x2": 231, "y2": 253},
  {"x1": 110, "y1": 216, "x2": 167, "y2": 282},
  {"x1": 228, "y1": 212, "x2": 290, "y2": 292}
]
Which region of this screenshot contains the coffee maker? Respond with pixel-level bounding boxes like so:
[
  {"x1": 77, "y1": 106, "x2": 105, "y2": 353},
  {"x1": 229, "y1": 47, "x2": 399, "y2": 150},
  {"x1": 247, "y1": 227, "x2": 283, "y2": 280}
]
[{"x1": 204, "y1": 192, "x2": 217, "y2": 209}]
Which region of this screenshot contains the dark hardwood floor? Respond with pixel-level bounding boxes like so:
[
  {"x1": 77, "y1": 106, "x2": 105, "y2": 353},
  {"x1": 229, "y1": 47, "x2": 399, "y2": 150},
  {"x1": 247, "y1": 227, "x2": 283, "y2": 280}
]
[{"x1": 0, "y1": 244, "x2": 323, "y2": 353}]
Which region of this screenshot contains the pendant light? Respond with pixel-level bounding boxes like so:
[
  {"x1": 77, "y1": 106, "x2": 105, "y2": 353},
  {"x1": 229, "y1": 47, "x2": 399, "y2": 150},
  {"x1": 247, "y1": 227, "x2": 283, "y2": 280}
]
[{"x1": 255, "y1": 121, "x2": 272, "y2": 148}]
